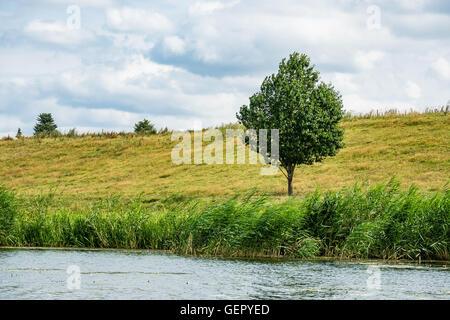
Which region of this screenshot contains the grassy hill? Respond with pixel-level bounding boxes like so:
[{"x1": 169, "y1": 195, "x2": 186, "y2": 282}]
[
  {"x1": 0, "y1": 112, "x2": 449, "y2": 201},
  {"x1": 1, "y1": 111, "x2": 449, "y2": 259}
]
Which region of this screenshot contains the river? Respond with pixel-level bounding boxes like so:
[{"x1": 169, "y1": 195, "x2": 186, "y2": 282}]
[{"x1": 0, "y1": 248, "x2": 448, "y2": 299}]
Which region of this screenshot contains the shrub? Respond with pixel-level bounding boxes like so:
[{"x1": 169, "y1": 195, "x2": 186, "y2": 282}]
[
  {"x1": 1, "y1": 135, "x2": 14, "y2": 141},
  {"x1": 134, "y1": 119, "x2": 157, "y2": 135},
  {"x1": 16, "y1": 128, "x2": 23, "y2": 139}
]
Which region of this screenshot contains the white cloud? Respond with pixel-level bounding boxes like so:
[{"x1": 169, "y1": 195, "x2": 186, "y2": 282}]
[
  {"x1": 188, "y1": 1, "x2": 240, "y2": 16},
  {"x1": 106, "y1": 7, "x2": 173, "y2": 33},
  {"x1": 0, "y1": 49, "x2": 82, "y2": 75},
  {"x1": 24, "y1": 20, "x2": 94, "y2": 45},
  {"x1": 37, "y1": 54, "x2": 250, "y2": 127},
  {"x1": 342, "y1": 93, "x2": 417, "y2": 114},
  {"x1": 30, "y1": 98, "x2": 142, "y2": 131},
  {"x1": 115, "y1": 55, "x2": 177, "y2": 83},
  {"x1": 163, "y1": 36, "x2": 186, "y2": 55},
  {"x1": 354, "y1": 51, "x2": 385, "y2": 70},
  {"x1": 395, "y1": 0, "x2": 426, "y2": 10},
  {"x1": 194, "y1": 41, "x2": 220, "y2": 63},
  {"x1": 2, "y1": 0, "x2": 450, "y2": 134},
  {"x1": 329, "y1": 73, "x2": 358, "y2": 92},
  {"x1": 111, "y1": 33, "x2": 155, "y2": 51},
  {"x1": 405, "y1": 81, "x2": 422, "y2": 99},
  {"x1": 43, "y1": 0, "x2": 115, "y2": 7},
  {"x1": 0, "y1": 115, "x2": 25, "y2": 138},
  {"x1": 59, "y1": 72, "x2": 90, "y2": 96},
  {"x1": 431, "y1": 57, "x2": 450, "y2": 79}
]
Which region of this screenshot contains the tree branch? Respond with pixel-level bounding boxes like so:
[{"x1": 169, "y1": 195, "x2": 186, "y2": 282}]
[{"x1": 279, "y1": 166, "x2": 289, "y2": 179}]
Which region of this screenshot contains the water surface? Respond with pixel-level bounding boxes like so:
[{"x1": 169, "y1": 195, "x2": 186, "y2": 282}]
[{"x1": 0, "y1": 248, "x2": 448, "y2": 299}]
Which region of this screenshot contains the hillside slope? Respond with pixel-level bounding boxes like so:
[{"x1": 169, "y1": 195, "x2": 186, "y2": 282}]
[{"x1": 0, "y1": 112, "x2": 449, "y2": 199}]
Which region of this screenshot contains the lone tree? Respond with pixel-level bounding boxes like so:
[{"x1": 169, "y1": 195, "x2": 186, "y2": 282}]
[
  {"x1": 34, "y1": 113, "x2": 58, "y2": 136},
  {"x1": 16, "y1": 128, "x2": 23, "y2": 139},
  {"x1": 134, "y1": 119, "x2": 157, "y2": 135},
  {"x1": 237, "y1": 52, "x2": 345, "y2": 196}
]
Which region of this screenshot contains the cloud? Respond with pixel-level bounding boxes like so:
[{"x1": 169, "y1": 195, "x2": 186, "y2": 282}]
[
  {"x1": 386, "y1": 12, "x2": 450, "y2": 39},
  {"x1": 1, "y1": 0, "x2": 450, "y2": 136},
  {"x1": 395, "y1": 0, "x2": 427, "y2": 11},
  {"x1": 0, "y1": 52, "x2": 249, "y2": 133},
  {"x1": 116, "y1": 55, "x2": 177, "y2": 82},
  {"x1": 0, "y1": 49, "x2": 83, "y2": 76},
  {"x1": 43, "y1": 0, "x2": 115, "y2": 7},
  {"x1": 354, "y1": 51, "x2": 385, "y2": 70},
  {"x1": 329, "y1": 73, "x2": 358, "y2": 93},
  {"x1": 106, "y1": 7, "x2": 174, "y2": 34},
  {"x1": 188, "y1": 1, "x2": 240, "y2": 16},
  {"x1": 163, "y1": 36, "x2": 186, "y2": 55},
  {"x1": 24, "y1": 20, "x2": 94, "y2": 45},
  {"x1": 405, "y1": 81, "x2": 422, "y2": 99},
  {"x1": 0, "y1": 114, "x2": 25, "y2": 138},
  {"x1": 107, "y1": 32, "x2": 155, "y2": 52},
  {"x1": 432, "y1": 57, "x2": 450, "y2": 79}
]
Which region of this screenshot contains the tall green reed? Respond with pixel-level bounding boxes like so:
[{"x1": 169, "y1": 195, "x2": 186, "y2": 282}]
[{"x1": 2, "y1": 180, "x2": 448, "y2": 260}]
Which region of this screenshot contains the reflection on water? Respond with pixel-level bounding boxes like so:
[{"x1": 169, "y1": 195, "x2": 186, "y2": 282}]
[{"x1": 0, "y1": 248, "x2": 448, "y2": 300}]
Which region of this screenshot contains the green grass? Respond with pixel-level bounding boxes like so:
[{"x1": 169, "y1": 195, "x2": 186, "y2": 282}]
[
  {"x1": 0, "y1": 112, "x2": 448, "y2": 200},
  {"x1": 1, "y1": 180, "x2": 448, "y2": 260}
]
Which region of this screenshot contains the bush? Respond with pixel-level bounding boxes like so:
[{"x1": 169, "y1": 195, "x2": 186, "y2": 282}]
[
  {"x1": 16, "y1": 128, "x2": 23, "y2": 139},
  {"x1": 134, "y1": 119, "x2": 157, "y2": 135},
  {"x1": 1, "y1": 135, "x2": 14, "y2": 141}
]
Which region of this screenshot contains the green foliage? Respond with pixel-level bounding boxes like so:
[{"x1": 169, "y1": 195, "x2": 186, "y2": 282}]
[
  {"x1": 33, "y1": 113, "x2": 58, "y2": 136},
  {"x1": 0, "y1": 187, "x2": 17, "y2": 244},
  {"x1": 3, "y1": 181, "x2": 448, "y2": 260},
  {"x1": 16, "y1": 128, "x2": 23, "y2": 139},
  {"x1": 237, "y1": 52, "x2": 345, "y2": 195},
  {"x1": 158, "y1": 127, "x2": 170, "y2": 135},
  {"x1": 66, "y1": 128, "x2": 78, "y2": 138},
  {"x1": 134, "y1": 119, "x2": 157, "y2": 135}
]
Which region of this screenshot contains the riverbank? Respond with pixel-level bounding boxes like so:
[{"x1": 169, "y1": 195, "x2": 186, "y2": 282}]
[{"x1": 1, "y1": 180, "x2": 448, "y2": 261}]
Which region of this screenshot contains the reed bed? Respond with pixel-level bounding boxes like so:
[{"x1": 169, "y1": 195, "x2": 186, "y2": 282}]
[{"x1": 0, "y1": 179, "x2": 448, "y2": 260}]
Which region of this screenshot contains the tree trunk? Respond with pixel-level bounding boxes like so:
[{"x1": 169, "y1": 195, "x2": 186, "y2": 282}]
[
  {"x1": 287, "y1": 165, "x2": 295, "y2": 196},
  {"x1": 288, "y1": 176, "x2": 293, "y2": 196}
]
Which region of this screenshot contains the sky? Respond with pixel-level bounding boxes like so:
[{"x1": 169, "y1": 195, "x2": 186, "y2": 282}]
[{"x1": 0, "y1": 0, "x2": 449, "y2": 136}]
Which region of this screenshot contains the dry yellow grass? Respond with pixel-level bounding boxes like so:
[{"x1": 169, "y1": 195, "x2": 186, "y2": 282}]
[{"x1": 0, "y1": 112, "x2": 449, "y2": 200}]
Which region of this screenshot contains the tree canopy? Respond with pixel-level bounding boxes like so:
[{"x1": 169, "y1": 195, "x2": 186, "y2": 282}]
[
  {"x1": 33, "y1": 113, "x2": 58, "y2": 136},
  {"x1": 134, "y1": 119, "x2": 157, "y2": 135},
  {"x1": 237, "y1": 52, "x2": 345, "y2": 195}
]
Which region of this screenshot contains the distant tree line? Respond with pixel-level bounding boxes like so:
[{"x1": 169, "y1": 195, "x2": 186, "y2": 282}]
[{"x1": 10, "y1": 113, "x2": 167, "y2": 139}]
